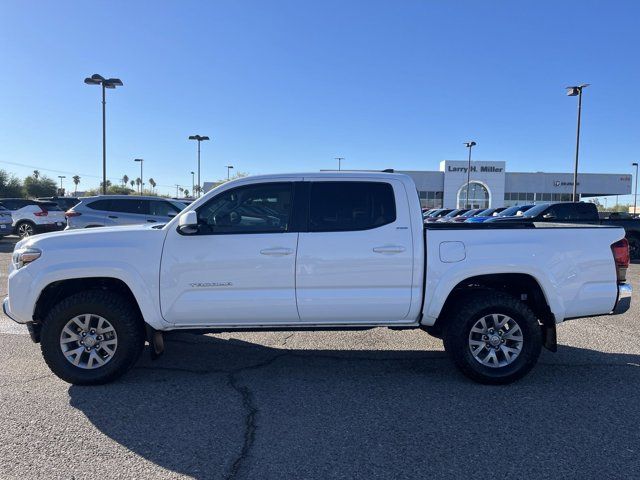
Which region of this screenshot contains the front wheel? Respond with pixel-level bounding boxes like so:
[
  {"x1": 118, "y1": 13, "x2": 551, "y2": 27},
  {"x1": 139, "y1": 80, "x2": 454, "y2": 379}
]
[
  {"x1": 443, "y1": 290, "x2": 542, "y2": 384},
  {"x1": 40, "y1": 290, "x2": 145, "y2": 385}
]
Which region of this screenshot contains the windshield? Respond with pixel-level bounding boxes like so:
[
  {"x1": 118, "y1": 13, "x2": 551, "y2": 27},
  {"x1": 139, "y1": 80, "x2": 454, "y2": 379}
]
[
  {"x1": 460, "y1": 209, "x2": 481, "y2": 218},
  {"x1": 522, "y1": 203, "x2": 550, "y2": 217},
  {"x1": 497, "y1": 205, "x2": 532, "y2": 217},
  {"x1": 476, "y1": 208, "x2": 497, "y2": 216}
]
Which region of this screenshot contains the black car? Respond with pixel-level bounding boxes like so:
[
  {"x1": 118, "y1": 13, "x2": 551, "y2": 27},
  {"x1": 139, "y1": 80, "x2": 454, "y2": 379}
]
[{"x1": 38, "y1": 196, "x2": 81, "y2": 211}]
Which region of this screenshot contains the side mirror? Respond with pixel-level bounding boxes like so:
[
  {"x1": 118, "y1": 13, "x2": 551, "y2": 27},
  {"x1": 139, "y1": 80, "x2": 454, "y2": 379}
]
[{"x1": 178, "y1": 210, "x2": 198, "y2": 234}]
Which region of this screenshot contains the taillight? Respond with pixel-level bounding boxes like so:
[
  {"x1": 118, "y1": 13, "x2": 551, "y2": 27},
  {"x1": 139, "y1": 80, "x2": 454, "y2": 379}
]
[
  {"x1": 34, "y1": 208, "x2": 48, "y2": 217},
  {"x1": 65, "y1": 210, "x2": 81, "y2": 218},
  {"x1": 611, "y1": 238, "x2": 630, "y2": 283}
]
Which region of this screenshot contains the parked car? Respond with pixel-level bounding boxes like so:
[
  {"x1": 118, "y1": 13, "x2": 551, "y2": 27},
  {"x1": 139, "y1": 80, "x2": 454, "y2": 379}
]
[
  {"x1": 487, "y1": 202, "x2": 597, "y2": 224},
  {"x1": 487, "y1": 204, "x2": 535, "y2": 219},
  {"x1": 0, "y1": 204, "x2": 14, "y2": 237},
  {"x1": 37, "y1": 196, "x2": 81, "y2": 211},
  {"x1": 422, "y1": 208, "x2": 436, "y2": 217},
  {"x1": 4, "y1": 172, "x2": 631, "y2": 386},
  {"x1": 450, "y1": 208, "x2": 484, "y2": 223},
  {"x1": 484, "y1": 202, "x2": 640, "y2": 259},
  {"x1": 0, "y1": 198, "x2": 66, "y2": 238},
  {"x1": 436, "y1": 208, "x2": 471, "y2": 222},
  {"x1": 423, "y1": 208, "x2": 454, "y2": 223},
  {"x1": 65, "y1": 195, "x2": 188, "y2": 229},
  {"x1": 464, "y1": 207, "x2": 506, "y2": 223}
]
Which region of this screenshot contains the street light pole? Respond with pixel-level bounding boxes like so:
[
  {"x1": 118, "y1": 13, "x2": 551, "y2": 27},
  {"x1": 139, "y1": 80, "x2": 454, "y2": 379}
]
[
  {"x1": 84, "y1": 74, "x2": 123, "y2": 195},
  {"x1": 134, "y1": 159, "x2": 143, "y2": 195},
  {"x1": 58, "y1": 176, "x2": 66, "y2": 195},
  {"x1": 190, "y1": 171, "x2": 195, "y2": 196},
  {"x1": 188, "y1": 135, "x2": 210, "y2": 197},
  {"x1": 566, "y1": 84, "x2": 589, "y2": 202},
  {"x1": 463, "y1": 141, "x2": 477, "y2": 208},
  {"x1": 633, "y1": 162, "x2": 638, "y2": 217},
  {"x1": 335, "y1": 157, "x2": 344, "y2": 171},
  {"x1": 226, "y1": 165, "x2": 234, "y2": 180}
]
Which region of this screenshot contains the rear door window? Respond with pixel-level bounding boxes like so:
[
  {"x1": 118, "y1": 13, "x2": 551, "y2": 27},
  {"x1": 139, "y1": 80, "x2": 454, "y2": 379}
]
[
  {"x1": 308, "y1": 181, "x2": 396, "y2": 232},
  {"x1": 86, "y1": 199, "x2": 112, "y2": 211},
  {"x1": 108, "y1": 199, "x2": 148, "y2": 215},
  {"x1": 575, "y1": 203, "x2": 597, "y2": 220}
]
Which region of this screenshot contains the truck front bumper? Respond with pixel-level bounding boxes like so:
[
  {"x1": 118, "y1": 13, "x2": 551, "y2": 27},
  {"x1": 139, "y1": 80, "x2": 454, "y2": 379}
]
[
  {"x1": 612, "y1": 283, "x2": 632, "y2": 315},
  {"x1": 2, "y1": 297, "x2": 22, "y2": 323}
]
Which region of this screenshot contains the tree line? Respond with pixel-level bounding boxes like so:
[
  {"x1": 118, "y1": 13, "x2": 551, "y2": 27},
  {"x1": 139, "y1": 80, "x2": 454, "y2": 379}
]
[
  {"x1": 0, "y1": 169, "x2": 249, "y2": 198},
  {"x1": 0, "y1": 169, "x2": 167, "y2": 198}
]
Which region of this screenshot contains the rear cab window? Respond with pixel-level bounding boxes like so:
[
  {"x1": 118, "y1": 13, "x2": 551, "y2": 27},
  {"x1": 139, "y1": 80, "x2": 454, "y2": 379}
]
[{"x1": 308, "y1": 181, "x2": 396, "y2": 232}]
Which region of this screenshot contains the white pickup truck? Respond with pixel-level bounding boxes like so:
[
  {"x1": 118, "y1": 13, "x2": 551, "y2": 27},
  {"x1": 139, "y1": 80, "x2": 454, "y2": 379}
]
[{"x1": 4, "y1": 172, "x2": 632, "y2": 385}]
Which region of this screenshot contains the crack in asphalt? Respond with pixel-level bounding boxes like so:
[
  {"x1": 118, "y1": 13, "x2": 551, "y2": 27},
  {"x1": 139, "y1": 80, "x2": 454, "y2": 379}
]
[
  {"x1": 136, "y1": 345, "x2": 640, "y2": 479},
  {"x1": 281, "y1": 333, "x2": 295, "y2": 347}
]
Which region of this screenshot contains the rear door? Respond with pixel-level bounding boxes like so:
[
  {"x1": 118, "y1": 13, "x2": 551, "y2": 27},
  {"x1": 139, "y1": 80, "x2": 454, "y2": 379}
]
[{"x1": 295, "y1": 179, "x2": 414, "y2": 323}]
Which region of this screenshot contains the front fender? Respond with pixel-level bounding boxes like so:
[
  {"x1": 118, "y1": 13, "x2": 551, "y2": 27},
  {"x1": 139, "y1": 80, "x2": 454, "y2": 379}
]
[{"x1": 11, "y1": 261, "x2": 168, "y2": 330}]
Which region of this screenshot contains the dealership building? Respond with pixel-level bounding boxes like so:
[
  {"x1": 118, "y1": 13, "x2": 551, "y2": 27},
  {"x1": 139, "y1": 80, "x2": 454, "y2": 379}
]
[{"x1": 401, "y1": 161, "x2": 632, "y2": 209}]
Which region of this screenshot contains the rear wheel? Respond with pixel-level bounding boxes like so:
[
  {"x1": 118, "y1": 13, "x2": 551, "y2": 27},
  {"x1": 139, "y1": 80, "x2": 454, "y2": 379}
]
[
  {"x1": 16, "y1": 221, "x2": 35, "y2": 238},
  {"x1": 443, "y1": 290, "x2": 542, "y2": 384},
  {"x1": 40, "y1": 290, "x2": 145, "y2": 385}
]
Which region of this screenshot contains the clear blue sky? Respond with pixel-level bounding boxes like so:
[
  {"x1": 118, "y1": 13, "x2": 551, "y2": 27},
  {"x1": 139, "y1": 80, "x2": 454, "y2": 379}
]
[{"x1": 1, "y1": 0, "x2": 639, "y2": 198}]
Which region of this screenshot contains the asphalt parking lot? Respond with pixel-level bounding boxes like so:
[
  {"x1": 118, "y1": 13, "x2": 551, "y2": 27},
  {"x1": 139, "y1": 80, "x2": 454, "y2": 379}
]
[{"x1": 0, "y1": 235, "x2": 639, "y2": 480}]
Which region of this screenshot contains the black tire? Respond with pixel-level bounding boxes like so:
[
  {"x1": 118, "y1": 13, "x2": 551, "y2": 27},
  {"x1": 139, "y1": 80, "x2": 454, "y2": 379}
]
[
  {"x1": 15, "y1": 220, "x2": 35, "y2": 238},
  {"x1": 443, "y1": 290, "x2": 542, "y2": 385},
  {"x1": 40, "y1": 290, "x2": 145, "y2": 385}
]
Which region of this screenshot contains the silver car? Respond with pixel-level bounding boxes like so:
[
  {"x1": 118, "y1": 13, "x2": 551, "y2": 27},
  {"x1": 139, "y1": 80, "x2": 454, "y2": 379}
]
[
  {"x1": 0, "y1": 204, "x2": 13, "y2": 237},
  {"x1": 65, "y1": 195, "x2": 187, "y2": 229}
]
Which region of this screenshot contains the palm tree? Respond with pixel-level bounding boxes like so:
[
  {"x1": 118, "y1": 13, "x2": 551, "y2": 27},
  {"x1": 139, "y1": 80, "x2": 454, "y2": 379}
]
[
  {"x1": 130, "y1": 180, "x2": 135, "y2": 190},
  {"x1": 148, "y1": 178, "x2": 156, "y2": 193},
  {"x1": 135, "y1": 177, "x2": 142, "y2": 195},
  {"x1": 33, "y1": 170, "x2": 40, "y2": 180},
  {"x1": 122, "y1": 174, "x2": 129, "y2": 187},
  {"x1": 183, "y1": 189, "x2": 190, "y2": 198},
  {"x1": 72, "y1": 175, "x2": 80, "y2": 195},
  {"x1": 178, "y1": 186, "x2": 185, "y2": 198}
]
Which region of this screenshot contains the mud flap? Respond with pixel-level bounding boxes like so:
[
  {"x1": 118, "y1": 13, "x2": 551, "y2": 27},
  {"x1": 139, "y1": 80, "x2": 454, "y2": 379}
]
[
  {"x1": 542, "y1": 322, "x2": 557, "y2": 352},
  {"x1": 145, "y1": 324, "x2": 164, "y2": 360}
]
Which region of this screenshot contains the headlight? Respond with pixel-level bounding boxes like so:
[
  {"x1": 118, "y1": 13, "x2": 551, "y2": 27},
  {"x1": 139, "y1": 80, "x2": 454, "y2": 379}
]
[{"x1": 12, "y1": 247, "x2": 42, "y2": 269}]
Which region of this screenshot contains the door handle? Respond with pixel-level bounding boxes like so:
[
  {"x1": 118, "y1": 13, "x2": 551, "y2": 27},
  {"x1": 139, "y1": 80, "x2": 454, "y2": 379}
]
[
  {"x1": 147, "y1": 219, "x2": 157, "y2": 223},
  {"x1": 260, "y1": 247, "x2": 294, "y2": 256},
  {"x1": 108, "y1": 215, "x2": 118, "y2": 219},
  {"x1": 373, "y1": 245, "x2": 406, "y2": 254}
]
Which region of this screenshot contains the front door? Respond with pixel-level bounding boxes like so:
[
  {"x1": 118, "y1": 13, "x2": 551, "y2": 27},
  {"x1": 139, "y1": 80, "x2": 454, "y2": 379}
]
[
  {"x1": 295, "y1": 179, "x2": 414, "y2": 323},
  {"x1": 160, "y1": 181, "x2": 300, "y2": 326}
]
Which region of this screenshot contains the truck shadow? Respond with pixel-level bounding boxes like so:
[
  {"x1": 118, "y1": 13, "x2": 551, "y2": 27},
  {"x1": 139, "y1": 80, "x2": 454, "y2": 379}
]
[{"x1": 68, "y1": 334, "x2": 640, "y2": 480}]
